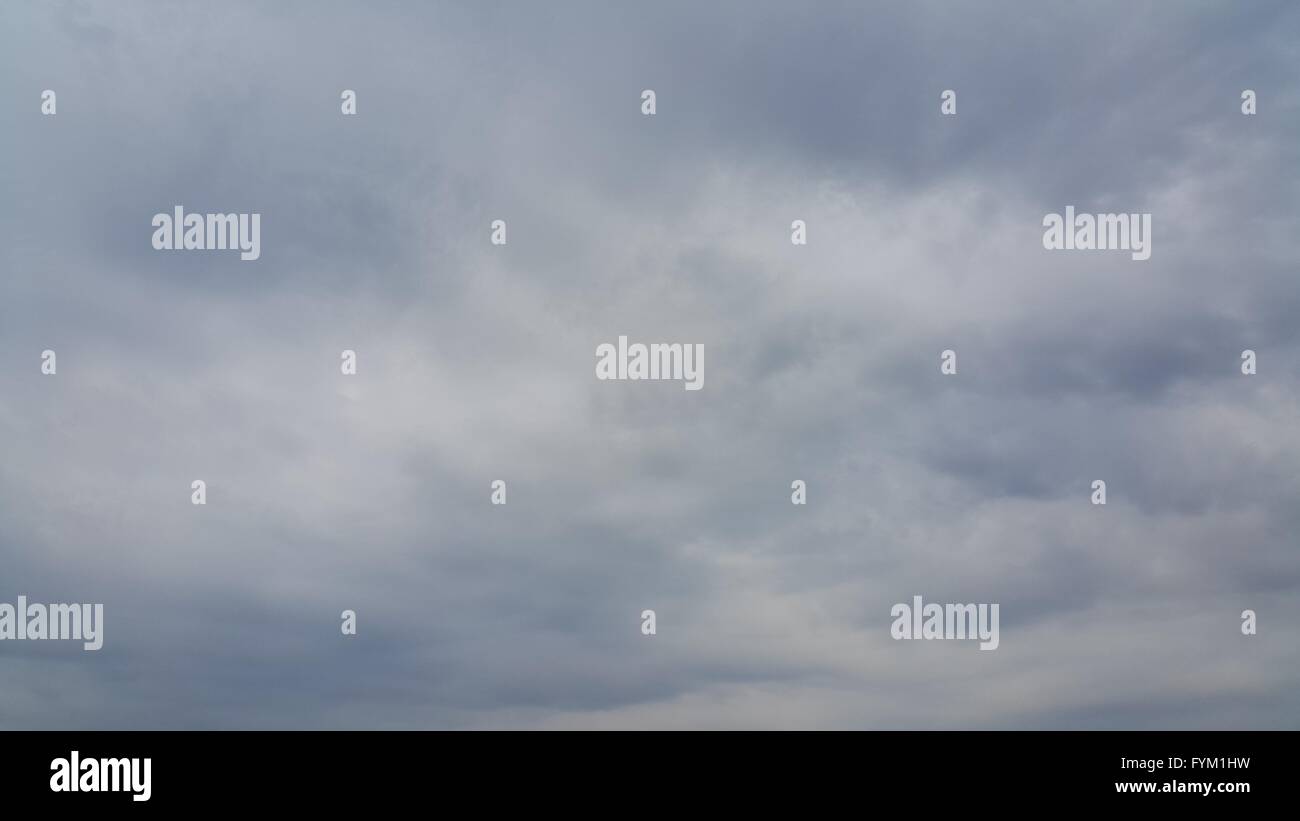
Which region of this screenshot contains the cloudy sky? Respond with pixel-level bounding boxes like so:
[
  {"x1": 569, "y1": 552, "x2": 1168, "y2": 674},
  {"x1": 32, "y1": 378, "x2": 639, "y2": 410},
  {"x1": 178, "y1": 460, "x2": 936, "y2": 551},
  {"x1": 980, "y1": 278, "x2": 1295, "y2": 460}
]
[{"x1": 1, "y1": 0, "x2": 1298, "y2": 729}]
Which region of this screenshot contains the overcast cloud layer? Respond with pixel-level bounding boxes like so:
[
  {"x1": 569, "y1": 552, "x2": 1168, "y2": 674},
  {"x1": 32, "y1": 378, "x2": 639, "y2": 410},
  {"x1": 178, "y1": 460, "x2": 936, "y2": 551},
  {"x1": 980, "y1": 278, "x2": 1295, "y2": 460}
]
[{"x1": 1, "y1": 0, "x2": 1298, "y2": 729}]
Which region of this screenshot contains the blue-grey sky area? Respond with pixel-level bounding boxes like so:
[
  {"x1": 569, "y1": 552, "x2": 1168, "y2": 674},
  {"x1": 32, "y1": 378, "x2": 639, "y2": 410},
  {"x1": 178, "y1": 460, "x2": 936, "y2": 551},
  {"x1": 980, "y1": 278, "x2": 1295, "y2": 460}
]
[{"x1": 1, "y1": 1, "x2": 1297, "y2": 728}]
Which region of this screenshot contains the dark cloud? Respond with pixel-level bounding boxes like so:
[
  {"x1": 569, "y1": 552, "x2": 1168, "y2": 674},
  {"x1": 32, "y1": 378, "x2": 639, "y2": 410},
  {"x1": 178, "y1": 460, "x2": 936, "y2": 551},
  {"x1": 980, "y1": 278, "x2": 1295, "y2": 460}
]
[{"x1": 0, "y1": 0, "x2": 1296, "y2": 729}]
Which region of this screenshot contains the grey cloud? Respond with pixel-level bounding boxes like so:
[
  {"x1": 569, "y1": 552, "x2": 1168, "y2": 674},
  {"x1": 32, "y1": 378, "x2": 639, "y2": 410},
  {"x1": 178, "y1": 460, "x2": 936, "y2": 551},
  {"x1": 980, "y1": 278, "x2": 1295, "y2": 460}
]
[{"x1": 0, "y1": 0, "x2": 1297, "y2": 729}]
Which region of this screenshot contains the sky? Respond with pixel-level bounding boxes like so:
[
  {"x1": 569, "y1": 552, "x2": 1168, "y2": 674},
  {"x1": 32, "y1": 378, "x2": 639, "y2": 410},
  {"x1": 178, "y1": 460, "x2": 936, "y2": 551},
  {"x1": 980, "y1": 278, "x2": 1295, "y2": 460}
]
[{"x1": 0, "y1": 0, "x2": 1297, "y2": 729}]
